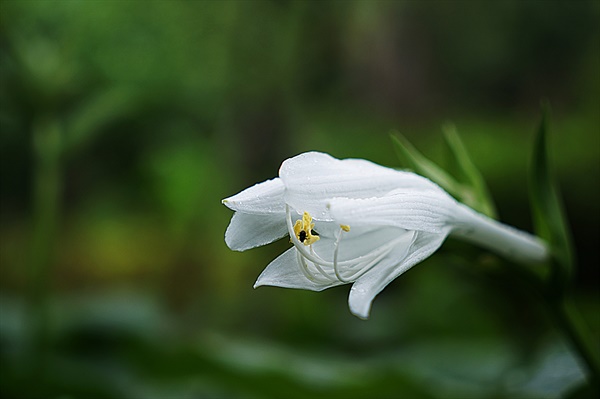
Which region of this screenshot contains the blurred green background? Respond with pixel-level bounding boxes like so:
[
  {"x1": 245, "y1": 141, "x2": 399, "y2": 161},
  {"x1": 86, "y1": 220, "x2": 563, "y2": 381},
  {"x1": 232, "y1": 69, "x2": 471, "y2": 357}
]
[{"x1": 0, "y1": 1, "x2": 599, "y2": 398}]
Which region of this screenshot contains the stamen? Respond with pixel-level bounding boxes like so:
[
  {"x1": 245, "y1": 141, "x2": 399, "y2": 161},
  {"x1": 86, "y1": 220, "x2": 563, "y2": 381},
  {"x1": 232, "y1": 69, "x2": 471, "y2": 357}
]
[
  {"x1": 343, "y1": 231, "x2": 417, "y2": 281},
  {"x1": 334, "y1": 226, "x2": 350, "y2": 283},
  {"x1": 294, "y1": 211, "x2": 320, "y2": 245},
  {"x1": 341, "y1": 244, "x2": 394, "y2": 281},
  {"x1": 286, "y1": 206, "x2": 365, "y2": 269},
  {"x1": 310, "y1": 246, "x2": 337, "y2": 281},
  {"x1": 297, "y1": 251, "x2": 329, "y2": 283},
  {"x1": 285, "y1": 205, "x2": 409, "y2": 284}
]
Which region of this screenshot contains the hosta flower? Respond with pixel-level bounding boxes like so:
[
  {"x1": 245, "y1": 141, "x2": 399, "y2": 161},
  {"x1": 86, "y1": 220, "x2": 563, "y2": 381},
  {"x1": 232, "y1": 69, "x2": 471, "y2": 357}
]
[{"x1": 222, "y1": 152, "x2": 548, "y2": 319}]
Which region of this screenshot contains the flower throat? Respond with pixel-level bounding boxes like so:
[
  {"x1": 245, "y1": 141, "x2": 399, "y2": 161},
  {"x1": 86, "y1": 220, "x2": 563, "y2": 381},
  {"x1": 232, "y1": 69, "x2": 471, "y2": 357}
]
[{"x1": 286, "y1": 206, "x2": 409, "y2": 284}]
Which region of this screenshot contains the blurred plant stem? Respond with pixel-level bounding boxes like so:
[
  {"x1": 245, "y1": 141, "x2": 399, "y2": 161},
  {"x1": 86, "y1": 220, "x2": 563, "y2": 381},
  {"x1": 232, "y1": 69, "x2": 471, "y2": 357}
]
[
  {"x1": 549, "y1": 295, "x2": 600, "y2": 389},
  {"x1": 27, "y1": 115, "x2": 63, "y2": 385},
  {"x1": 529, "y1": 104, "x2": 599, "y2": 392},
  {"x1": 515, "y1": 264, "x2": 600, "y2": 394}
]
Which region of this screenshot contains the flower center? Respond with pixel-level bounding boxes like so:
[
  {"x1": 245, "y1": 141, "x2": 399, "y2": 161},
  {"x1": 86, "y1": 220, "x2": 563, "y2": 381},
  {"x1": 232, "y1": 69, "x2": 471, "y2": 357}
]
[{"x1": 285, "y1": 205, "x2": 410, "y2": 284}]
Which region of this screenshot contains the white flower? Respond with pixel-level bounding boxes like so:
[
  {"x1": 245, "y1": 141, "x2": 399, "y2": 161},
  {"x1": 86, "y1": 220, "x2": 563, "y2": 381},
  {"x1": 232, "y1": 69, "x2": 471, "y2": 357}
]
[{"x1": 222, "y1": 152, "x2": 548, "y2": 319}]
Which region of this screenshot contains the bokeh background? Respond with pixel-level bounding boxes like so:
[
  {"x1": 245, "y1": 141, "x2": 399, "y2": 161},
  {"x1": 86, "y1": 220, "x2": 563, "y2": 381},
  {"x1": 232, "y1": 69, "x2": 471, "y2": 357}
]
[{"x1": 1, "y1": 1, "x2": 599, "y2": 398}]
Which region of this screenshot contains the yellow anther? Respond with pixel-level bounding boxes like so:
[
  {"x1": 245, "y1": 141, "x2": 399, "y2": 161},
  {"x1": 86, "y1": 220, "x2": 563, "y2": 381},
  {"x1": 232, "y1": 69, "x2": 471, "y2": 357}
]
[
  {"x1": 340, "y1": 224, "x2": 350, "y2": 232},
  {"x1": 293, "y1": 211, "x2": 320, "y2": 246}
]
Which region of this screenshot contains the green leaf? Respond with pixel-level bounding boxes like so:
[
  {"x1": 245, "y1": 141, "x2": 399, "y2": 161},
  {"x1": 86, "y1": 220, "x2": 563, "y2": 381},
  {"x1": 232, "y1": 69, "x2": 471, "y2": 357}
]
[
  {"x1": 390, "y1": 132, "x2": 495, "y2": 217},
  {"x1": 529, "y1": 103, "x2": 575, "y2": 285},
  {"x1": 391, "y1": 133, "x2": 462, "y2": 194},
  {"x1": 442, "y1": 123, "x2": 497, "y2": 218}
]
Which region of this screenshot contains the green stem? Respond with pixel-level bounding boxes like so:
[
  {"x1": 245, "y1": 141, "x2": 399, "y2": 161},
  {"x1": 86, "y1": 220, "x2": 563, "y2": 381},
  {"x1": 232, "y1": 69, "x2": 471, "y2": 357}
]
[
  {"x1": 511, "y1": 260, "x2": 599, "y2": 389},
  {"x1": 548, "y1": 295, "x2": 600, "y2": 387},
  {"x1": 27, "y1": 115, "x2": 62, "y2": 384}
]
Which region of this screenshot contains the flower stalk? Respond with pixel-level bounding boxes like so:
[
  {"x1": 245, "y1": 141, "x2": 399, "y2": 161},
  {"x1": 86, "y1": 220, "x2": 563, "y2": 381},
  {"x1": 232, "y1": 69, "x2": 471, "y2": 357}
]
[{"x1": 450, "y1": 203, "x2": 548, "y2": 264}]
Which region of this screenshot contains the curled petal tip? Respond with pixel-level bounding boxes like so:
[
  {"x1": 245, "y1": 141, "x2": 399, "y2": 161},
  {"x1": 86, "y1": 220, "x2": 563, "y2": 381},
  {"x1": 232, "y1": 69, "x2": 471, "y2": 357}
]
[
  {"x1": 348, "y1": 288, "x2": 373, "y2": 320},
  {"x1": 350, "y1": 308, "x2": 371, "y2": 320},
  {"x1": 253, "y1": 274, "x2": 266, "y2": 289},
  {"x1": 352, "y1": 311, "x2": 370, "y2": 320}
]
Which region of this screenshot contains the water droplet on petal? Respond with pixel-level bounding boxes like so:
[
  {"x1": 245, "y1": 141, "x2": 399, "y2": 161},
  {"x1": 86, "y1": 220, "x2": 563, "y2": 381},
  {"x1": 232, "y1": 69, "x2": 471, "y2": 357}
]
[{"x1": 351, "y1": 287, "x2": 366, "y2": 294}]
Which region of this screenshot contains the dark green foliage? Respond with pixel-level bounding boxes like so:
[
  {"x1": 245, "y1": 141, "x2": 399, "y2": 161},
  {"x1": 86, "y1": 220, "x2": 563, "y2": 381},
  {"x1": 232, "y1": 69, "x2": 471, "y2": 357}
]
[{"x1": 0, "y1": 1, "x2": 598, "y2": 398}]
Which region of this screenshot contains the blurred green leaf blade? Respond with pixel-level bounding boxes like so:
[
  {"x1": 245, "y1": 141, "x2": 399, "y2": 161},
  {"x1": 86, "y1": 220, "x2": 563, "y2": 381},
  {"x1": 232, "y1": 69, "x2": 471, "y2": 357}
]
[
  {"x1": 529, "y1": 104, "x2": 575, "y2": 285},
  {"x1": 390, "y1": 132, "x2": 495, "y2": 218},
  {"x1": 391, "y1": 132, "x2": 462, "y2": 194},
  {"x1": 442, "y1": 123, "x2": 497, "y2": 218}
]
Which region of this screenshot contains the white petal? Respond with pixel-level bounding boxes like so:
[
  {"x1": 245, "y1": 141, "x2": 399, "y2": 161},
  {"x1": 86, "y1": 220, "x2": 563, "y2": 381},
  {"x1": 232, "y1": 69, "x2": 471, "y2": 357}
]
[
  {"x1": 279, "y1": 152, "x2": 443, "y2": 220},
  {"x1": 254, "y1": 247, "x2": 344, "y2": 291},
  {"x1": 225, "y1": 212, "x2": 288, "y2": 251},
  {"x1": 328, "y1": 189, "x2": 457, "y2": 234},
  {"x1": 348, "y1": 231, "x2": 449, "y2": 319},
  {"x1": 222, "y1": 178, "x2": 285, "y2": 215}
]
